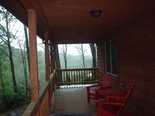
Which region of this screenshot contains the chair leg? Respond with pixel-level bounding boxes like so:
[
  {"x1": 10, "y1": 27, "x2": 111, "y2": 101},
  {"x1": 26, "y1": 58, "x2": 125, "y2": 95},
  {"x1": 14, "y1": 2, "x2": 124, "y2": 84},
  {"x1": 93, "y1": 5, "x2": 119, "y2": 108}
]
[
  {"x1": 87, "y1": 88, "x2": 90, "y2": 103},
  {"x1": 96, "y1": 102, "x2": 102, "y2": 116},
  {"x1": 87, "y1": 95, "x2": 90, "y2": 102}
]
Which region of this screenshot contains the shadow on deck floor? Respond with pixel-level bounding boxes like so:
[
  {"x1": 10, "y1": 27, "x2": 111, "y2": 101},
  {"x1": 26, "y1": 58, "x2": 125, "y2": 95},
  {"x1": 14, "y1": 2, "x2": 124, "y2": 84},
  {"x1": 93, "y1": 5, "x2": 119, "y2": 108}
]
[{"x1": 51, "y1": 86, "x2": 97, "y2": 116}]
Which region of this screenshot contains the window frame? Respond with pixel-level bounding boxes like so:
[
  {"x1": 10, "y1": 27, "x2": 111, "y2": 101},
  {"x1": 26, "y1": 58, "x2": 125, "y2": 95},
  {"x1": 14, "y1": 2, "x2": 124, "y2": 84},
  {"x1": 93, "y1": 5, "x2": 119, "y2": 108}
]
[{"x1": 104, "y1": 40, "x2": 117, "y2": 76}]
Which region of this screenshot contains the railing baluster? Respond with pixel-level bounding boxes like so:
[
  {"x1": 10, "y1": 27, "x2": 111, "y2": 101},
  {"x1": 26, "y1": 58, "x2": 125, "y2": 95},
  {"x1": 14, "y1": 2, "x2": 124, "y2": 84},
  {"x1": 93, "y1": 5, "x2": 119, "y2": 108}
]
[
  {"x1": 69, "y1": 70, "x2": 71, "y2": 85},
  {"x1": 71, "y1": 71, "x2": 76, "y2": 84},
  {"x1": 77, "y1": 70, "x2": 82, "y2": 84},
  {"x1": 65, "y1": 71, "x2": 66, "y2": 85},
  {"x1": 77, "y1": 70, "x2": 80, "y2": 84},
  {"x1": 62, "y1": 71, "x2": 64, "y2": 85},
  {"x1": 88, "y1": 69, "x2": 89, "y2": 83},
  {"x1": 82, "y1": 70, "x2": 84, "y2": 84},
  {"x1": 74, "y1": 71, "x2": 80, "y2": 84},
  {"x1": 94, "y1": 69, "x2": 96, "y2": 83},
  {"x1": 61, "y1": 70, "x2": 63, "y2": 85},
  {"x1": 65, "y1": 70, "x2": 67, "y2": 85},
  {"x1": 78, "y1": 70, "x2": 83, "y2": 83},
  {"x1": 84, "y1": 70, "x2": 87, "y2": 83},
  {"x1": 78, "y1": 70, "x2": 80, "y2": 84},
  {"x1": 74, "y1": 70, "x2": 78, "y2": 84},
  {"x1": 69, "y1": 70, "x2": 73, "y2": 84},
  {"x1": 87, "y1": 69, "x2": 89, "y2": 83},
  {"x1": 91, "y1": 69, "x2": 93, "y2": 83}
]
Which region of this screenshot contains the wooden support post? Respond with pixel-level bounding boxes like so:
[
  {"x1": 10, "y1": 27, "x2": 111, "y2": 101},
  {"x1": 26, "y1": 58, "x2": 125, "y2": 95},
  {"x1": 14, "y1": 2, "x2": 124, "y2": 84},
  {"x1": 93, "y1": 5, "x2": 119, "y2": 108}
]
[
  {"x1": 50, "y1": 44, "x2": 56, "y2": 73},
  {"x1": 28, "y1": 9, "x2": 39, "y2": 101},
  {"x1": 45, "y1": 32, "x2": 50, "y2": 81},
  {"x1": 50, "y1": 44, "x2": 53, "y2": 73}
]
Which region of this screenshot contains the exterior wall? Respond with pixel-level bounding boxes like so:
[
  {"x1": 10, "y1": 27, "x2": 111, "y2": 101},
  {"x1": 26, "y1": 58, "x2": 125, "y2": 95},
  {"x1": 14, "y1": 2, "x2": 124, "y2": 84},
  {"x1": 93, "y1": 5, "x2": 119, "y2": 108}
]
[
  {"x1": 97, "y1": 12, "x2": 155, "y2": 116},
  {"x1": 96, "y1": 43, "x2": 105, "y2": 79}
]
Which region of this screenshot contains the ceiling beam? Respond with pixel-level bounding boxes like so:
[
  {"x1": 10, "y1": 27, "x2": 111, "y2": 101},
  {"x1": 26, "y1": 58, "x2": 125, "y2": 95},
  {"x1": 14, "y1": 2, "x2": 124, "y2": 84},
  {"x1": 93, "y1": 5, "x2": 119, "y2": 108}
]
[{"x1": 19, "y1": 0, "x2": 50, "y2": 35}]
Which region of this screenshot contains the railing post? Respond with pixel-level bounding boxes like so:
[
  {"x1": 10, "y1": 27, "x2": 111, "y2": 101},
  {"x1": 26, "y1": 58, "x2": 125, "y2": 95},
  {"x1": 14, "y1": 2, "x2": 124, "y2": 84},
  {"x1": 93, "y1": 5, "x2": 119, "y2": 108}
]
[{"x1": 28, "y1": 9, "x2": 39, "y2": 102}]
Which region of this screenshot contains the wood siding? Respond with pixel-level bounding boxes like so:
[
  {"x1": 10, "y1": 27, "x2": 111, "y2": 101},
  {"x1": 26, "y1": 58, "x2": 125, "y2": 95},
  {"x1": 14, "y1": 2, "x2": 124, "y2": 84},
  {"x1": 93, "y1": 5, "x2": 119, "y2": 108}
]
[
  {"x1": 96, "y1": 43, "x2": 105, "y2": 79},
  {"x1": 97, "y1": 11, "x2": 155, "y2": 116}
]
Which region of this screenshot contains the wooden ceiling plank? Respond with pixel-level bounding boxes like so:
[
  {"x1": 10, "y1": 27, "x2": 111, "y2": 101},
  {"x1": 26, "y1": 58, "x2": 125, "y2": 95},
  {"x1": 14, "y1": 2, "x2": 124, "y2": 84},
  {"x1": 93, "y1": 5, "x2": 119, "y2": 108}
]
[
  {"x1": 19, "y1": 0, "x2": 50, "y2": 34},
  {"x1": 2, "y1": 0, "x2": 155, "y2": 44}
]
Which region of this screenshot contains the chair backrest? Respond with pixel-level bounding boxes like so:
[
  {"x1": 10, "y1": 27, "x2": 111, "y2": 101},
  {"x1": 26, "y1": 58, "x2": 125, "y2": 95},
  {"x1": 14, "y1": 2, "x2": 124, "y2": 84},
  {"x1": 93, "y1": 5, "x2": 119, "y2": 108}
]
[
  {"x1": 124, "y1": 85, "x2": 134, "y2": 103},
  {"x1": 117, "y1": 85, "x2": 134, "y2": 115},
  {"x1": 97, "y1": 85, "x2": 134, "y2": 116},
  {"x1": 100, "y1": 74, "x2": 113, "y2": 88}
]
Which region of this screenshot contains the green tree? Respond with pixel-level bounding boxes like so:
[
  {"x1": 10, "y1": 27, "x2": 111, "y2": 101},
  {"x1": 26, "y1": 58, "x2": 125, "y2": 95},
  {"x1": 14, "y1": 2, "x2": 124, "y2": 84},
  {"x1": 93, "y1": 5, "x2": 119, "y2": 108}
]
[
  {"x1": 89, "y1": 43, "x2": 96, "y2": 67},
  {"x1": 55, "y1": 44, "x2": 61, "y2": 69},
  {"x1": 74, "y1": 44, "x2": 86, "y2": 68},
  {"x1": 60, "y1": 44, "x2": 68, "y2": 69},
  {"x1": 0, "y1": 44, "x2": 12, "y2": 111},
  {"x1": 23, "y1": 25, "x2": 30, "y2": 71},
  {"x1": 0, "y1": 6, "x2": 18, "y2": 93},
  {"x1": 16, "y1": 37, "x2": 29, "y2": 95}
]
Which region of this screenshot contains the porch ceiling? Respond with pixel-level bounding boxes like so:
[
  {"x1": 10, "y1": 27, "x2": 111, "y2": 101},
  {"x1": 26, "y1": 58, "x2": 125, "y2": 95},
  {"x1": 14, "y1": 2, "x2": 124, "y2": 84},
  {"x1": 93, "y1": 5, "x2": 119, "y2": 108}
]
[{"x1": 1, "y1": 0, "x2": 155, "y2": 44}]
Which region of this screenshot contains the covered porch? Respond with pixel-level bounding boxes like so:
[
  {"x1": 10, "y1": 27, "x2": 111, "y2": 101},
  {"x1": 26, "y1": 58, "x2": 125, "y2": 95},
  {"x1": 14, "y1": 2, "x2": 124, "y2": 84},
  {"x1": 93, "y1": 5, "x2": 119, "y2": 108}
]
[
  {"x1": 1, "y1": 0, "x2": 155, "y2": 116},
  {"x1": 22, "y1": 68, "x2": 99, "y2": 116}
]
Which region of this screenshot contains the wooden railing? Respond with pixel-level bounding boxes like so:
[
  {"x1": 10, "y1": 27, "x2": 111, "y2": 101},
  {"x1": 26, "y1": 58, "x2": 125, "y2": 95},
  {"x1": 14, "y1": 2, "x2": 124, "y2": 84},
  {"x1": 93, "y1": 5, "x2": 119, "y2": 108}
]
[
  {"x1": 56, "y1": 68, "x2": 99, "y2": 85},
  {"x1": 22, "y1": 73, "x2": 56, "y2": 116}
]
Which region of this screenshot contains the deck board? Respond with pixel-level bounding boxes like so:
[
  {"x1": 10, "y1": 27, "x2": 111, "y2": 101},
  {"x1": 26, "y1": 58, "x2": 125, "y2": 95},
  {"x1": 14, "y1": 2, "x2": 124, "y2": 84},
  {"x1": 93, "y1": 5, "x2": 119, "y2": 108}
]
[{"x1": 52, "y1": 87, "x2": 97, "y2": 115}]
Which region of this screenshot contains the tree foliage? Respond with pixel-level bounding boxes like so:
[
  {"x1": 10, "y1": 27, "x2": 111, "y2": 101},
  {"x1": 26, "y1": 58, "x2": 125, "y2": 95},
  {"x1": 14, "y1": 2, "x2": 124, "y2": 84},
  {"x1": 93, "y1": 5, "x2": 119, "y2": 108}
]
[
  {"x1": 0, "y1": 6, "x2": 18, "y2": 93},
  {"x1": 0, "y1": 6, "x2": 30, "y2": 113}
]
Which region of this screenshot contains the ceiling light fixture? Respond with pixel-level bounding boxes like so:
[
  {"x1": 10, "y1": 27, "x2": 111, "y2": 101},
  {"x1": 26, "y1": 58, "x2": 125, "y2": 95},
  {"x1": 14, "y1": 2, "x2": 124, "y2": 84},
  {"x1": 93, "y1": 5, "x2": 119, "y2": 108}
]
[{"x1": 90, "y1": 10, "x2": 102, "y2": 17}]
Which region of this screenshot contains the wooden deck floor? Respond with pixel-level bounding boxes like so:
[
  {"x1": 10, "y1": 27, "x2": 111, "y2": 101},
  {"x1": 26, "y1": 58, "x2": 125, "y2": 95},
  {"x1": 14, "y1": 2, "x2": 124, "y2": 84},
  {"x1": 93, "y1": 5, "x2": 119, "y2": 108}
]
[{"x1": 52, "y1": 86, "x2": 97, "y2": 115}]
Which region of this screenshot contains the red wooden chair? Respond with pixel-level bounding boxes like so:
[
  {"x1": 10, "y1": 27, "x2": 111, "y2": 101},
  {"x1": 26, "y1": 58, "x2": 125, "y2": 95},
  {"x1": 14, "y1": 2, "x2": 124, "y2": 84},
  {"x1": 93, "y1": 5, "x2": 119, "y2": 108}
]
[
  {"x1": 86, "y1": 74, "x2": 113, "y2": 102},
  {"x1": 96, "y1": 86, "x2": 134, "y2": 116}
]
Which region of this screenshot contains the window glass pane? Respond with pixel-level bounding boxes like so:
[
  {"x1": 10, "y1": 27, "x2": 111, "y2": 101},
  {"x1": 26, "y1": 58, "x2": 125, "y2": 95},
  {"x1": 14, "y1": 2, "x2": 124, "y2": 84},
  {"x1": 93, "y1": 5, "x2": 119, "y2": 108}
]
[
  {"x1": 111, "y1": 40, "x2": 117, "y2": 75},
  {"x1": 105, "y1": 42, "x2": 111, "y2": 73}
]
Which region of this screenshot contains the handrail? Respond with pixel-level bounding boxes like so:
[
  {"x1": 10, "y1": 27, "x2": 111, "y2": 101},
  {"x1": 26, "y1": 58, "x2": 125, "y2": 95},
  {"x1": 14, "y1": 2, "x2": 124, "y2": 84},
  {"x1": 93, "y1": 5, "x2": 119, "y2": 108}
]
[
  {"x1": 22, "y1": 73, "x2": 56, "y2": 116},
  {"x1": 57, "y1": 68, "x2": 98, "y2": 71},
  {"x1": 56, "y1": 68, "x2": 99, "y2": 85}
]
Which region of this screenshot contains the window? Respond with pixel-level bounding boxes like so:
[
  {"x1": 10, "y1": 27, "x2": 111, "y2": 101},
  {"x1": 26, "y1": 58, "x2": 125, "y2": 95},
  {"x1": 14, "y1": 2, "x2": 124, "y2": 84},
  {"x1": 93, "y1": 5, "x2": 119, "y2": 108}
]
[{"x1": 104, "y1": 40, "x2": 117, "y2": 75}]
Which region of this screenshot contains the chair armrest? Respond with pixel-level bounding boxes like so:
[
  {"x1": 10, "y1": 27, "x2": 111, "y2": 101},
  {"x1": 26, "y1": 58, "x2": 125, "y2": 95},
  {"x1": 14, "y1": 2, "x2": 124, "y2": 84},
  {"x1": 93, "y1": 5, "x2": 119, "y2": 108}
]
[
  {"x1": 96, "y1": 99, "x2": 125, "y2": 116},
  {"x1": 96, "y1": 87, "x2": 111, "y2": 91},
  {"x1": 95, "y1": 87, "x2": 111, "y2": 96},
  {"x1": 106, "y1": 95, "x2": 126, "y2": 99},
  {"x1": 96, "y1": 100, "x2": 124, "y2": 107},
  {"x1": 86, "y1": 84, "x2": 102, "y2": 91},
  {"x1": 105, "y1": 95, "x2": 127, "y2": 104},
  {"x1": 87, "y1": 84, "x2": 101, "y2": 88}
]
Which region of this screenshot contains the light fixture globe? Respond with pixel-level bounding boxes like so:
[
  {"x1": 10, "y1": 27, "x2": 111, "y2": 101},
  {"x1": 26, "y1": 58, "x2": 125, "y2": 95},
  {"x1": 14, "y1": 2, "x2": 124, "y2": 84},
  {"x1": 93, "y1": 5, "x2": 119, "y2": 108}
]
[{"x1": 89, "y1": 10, "x2": 102, "y2": 17}]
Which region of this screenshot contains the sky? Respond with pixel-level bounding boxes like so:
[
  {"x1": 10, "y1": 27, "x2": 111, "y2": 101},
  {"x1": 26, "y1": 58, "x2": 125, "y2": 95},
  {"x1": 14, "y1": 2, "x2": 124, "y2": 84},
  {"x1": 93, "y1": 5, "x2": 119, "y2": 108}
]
[{"x1": 58, "y1": 44, "x2": 91, "y2": 56}]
